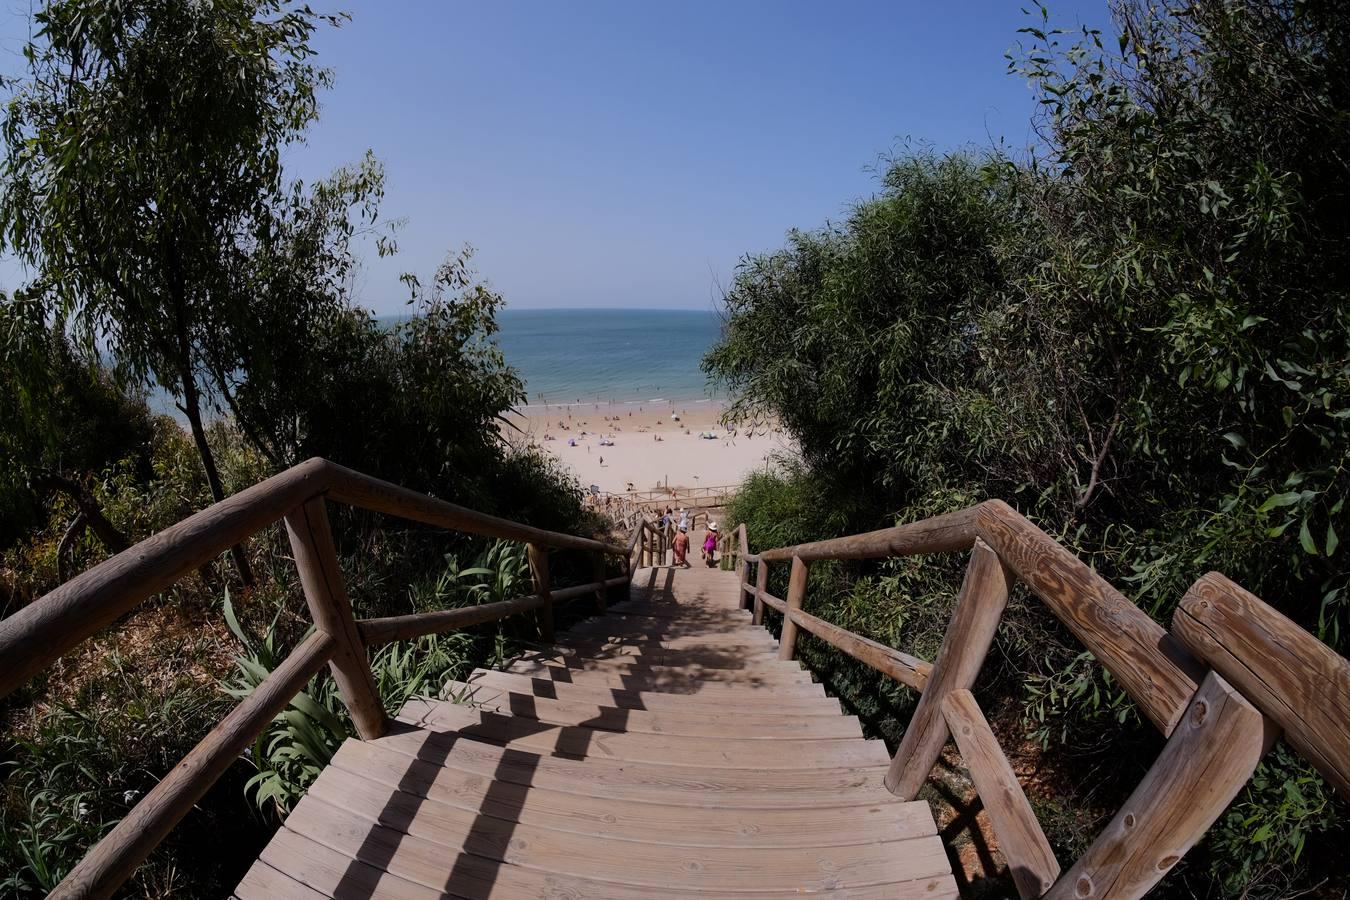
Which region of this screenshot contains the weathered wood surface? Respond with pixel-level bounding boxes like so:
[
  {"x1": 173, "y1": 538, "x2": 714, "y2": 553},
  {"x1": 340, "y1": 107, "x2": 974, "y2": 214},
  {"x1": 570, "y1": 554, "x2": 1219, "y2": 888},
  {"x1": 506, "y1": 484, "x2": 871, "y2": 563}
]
[
  {"x1": 974, "y1": 500, "x2": 1202, "y2": 737},
  {"x1": 0, "y1": 456, "x2": 329, "y2": 699},
  {"x1": 1047, "y1": 672, "x2": 1276, "y2": 899},
  {"x1": 527, "y1": 542, "x2": 553, "y2": 643},
  {"x1": 942, "y1": 689, "x2": 1059, "y2": 898},
  {"x1": 239, "y1": 565, "x2": 958, "y2": 897},
  {"x1": 782, "y1": 603, "x2": 931, "y2": 691},
  {"x1": 886, "y1": 539, "x2": 1012, "y2": 797},
  {"x1": 285, "y1": 497, "x2": 386, "y2": 740},
  {"x1": 56, "y1": 630, "x2": 334, "y2": 900},
  {"x1": 778, "y1": 555, "x2": 810, "y2": 661},
  {"x1": 1173, "y1": 572, "x2": 1350, "y2": 798},
  {"x1": 757, "y1": 505, "x2": 980, "y2": 562},
  {"x1": 753, "y1": 557, "x2": 769, "y2": 626}
]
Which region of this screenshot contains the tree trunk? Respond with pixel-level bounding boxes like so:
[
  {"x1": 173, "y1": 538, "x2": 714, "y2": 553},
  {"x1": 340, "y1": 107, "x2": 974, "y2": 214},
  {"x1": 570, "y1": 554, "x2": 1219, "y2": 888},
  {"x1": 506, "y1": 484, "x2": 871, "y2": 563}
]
[
  {"x1": 33, "y1": 472, "x2": 131, "y2": 555},
  {"x1": 181, "y1": 376, "x2": 255, "y2": 587}
]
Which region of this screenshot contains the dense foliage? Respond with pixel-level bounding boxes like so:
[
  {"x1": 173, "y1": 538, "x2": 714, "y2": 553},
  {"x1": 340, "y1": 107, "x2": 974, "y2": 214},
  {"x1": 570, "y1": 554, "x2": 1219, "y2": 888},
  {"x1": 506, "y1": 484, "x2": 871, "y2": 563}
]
[
  {"x1": 709, "y1": 1, "x2": 1348, "y2": 894},
  {"x1": 0, "y1": 2, "x2": 606, "y2": 896}
]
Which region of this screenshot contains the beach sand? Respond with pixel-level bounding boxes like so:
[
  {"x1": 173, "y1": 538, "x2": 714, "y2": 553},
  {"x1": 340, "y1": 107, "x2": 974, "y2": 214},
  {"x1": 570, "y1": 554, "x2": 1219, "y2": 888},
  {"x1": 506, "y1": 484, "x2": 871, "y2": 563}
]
[{"x1": 502, "y1": 400, "x2": 792, "y2": 494}]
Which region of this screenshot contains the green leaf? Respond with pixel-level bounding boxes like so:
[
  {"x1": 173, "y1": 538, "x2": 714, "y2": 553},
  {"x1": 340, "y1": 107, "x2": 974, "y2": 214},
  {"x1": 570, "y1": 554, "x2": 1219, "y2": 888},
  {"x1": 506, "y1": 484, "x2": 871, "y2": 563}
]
[
  {"x1": 1326, "y1": 522, "x2": 1339, "y2": 557},
  {"x1": 1299, "y1": 518, "x2": 1318, "y2": 555},
  {"x1": 1258, "y1": 492, "x2": 1304, "y2": 513}
]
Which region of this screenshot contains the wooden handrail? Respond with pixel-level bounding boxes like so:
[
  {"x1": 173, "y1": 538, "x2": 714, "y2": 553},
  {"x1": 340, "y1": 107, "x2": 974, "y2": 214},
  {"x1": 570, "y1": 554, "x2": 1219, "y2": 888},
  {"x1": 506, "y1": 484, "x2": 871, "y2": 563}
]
[
  {"x1": 0, "y1": 457, "x2": 625, "y2": 700},
  {"x1": 0, "y1": 457, "x2": 633, "y2": 900},
  {"x1": 737, "y1": 497, "x2": 1350, "y2": 898},
  {"x1": 55, "y1": 629, "x2": 336, "y2": 900}
]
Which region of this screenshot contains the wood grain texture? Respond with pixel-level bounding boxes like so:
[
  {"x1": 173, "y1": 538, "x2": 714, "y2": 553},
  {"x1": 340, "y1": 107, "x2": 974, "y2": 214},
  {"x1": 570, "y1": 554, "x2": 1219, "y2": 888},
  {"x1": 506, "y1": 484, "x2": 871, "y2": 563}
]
[
  {"x1": 778, "y1": 556, "x2": 810, "y2": 661},
  {"x1": 357, "y1": 593, "x2": 547, "y2": 646},
  {"x1": 942, "y1": 689, "x2": 1059, "y2": 898},
  {"x1": 753, "y1": 559, "x2": 769, "y2": 626},
  {"x1": 285, "y1": 497, "x2": 386, "y2": 740},
  {"x1": 52, "y1": 631, "x2": 334, "y2": 900},
  {"x1": 527, "y1": 542, "x2": 553, "y2": 644},
  {"x1": 757, "y1": 505, "x2": 980, "y2": 562},
  {"x1": 1174, "y1": 572, "x2": 1350, "y2": 798},
  {"x1": 1047, "y1": 671, "x2": 1276, "y2": 899},
  {"x1": 0, "y1": 456, "x2": 329, "y2": 699},
  {"x1": 885, "y1": 539, "x2": 1012, "y2": 798},
  {"x1": 326, "y1": 458, "x2": 623, "y2": 555},
  {"x1": 784, "y1": 604, "x2": 931, "y2": 692},
  {"x1": 975, "y1": 500, "x2": 1202, "y2": 737}
]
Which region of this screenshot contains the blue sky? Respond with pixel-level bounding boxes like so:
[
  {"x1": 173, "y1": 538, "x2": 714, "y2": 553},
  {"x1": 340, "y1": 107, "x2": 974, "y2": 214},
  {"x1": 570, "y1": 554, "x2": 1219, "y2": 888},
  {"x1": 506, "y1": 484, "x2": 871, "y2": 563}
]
[{"x1": 1, "y1": 1, "x2": 1112, "y2": 313}]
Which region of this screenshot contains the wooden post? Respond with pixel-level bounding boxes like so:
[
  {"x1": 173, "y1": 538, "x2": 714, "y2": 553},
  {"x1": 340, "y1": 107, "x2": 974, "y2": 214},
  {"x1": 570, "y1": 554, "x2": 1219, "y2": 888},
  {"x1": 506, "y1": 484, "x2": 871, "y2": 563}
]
[
  {"x1": 885, "y1": 538, "x2": 1011, "y2": 797},
  {"x1": 753, "y1": 560, "x2": 769, "y2": 626},
  {"x1": 778, "y1": 556, "x2": 809, "y2": 661},
  {"x1": 528, "y1": 543, "x2": 553, "y2": 642},
  {"x1": 592, "y1": 551, "x2": 607, "y2": 612},
  {"x1": 285, "y1": 498, "x2": 386, "y2": 741},
  {"x1": 1046, "y1": 672, "x2": 1276, "y2": 899}
]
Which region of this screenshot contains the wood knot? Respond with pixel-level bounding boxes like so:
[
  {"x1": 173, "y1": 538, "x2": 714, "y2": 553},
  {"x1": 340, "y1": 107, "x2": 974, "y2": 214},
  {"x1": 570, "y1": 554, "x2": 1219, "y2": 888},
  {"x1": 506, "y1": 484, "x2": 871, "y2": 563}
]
[
  {"x1": 1075, "y1": 875, "x2": 1094, "y2": 898},
  {"x1": 1190, "y1": 699, "x2": 1209, "y2": 727},
  {"x1": 1123, "y1": 812, "x2": 1137, "y2": 829},
  {"x1": 1158, "y1": 855, "x2": 1180, "y2": 870}
]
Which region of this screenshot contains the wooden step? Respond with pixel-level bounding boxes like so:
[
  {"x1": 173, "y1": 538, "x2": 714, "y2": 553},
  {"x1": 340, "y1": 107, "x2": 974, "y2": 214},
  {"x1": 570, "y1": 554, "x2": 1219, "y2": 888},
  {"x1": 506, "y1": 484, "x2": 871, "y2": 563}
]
[
  {"x1": 507, "y1": 652, "x2": 806, "y2": 679},
  {"x1": 369, "y1": 723, "x2": 899, "y2": 807},
  {"x1": 458, "y1": 669, "x2": 845, "y2": 715},
  {"x1": 397, "y1": 699, "x2": 890, "y2": 769},
  {"x1": 444, "y1": 679, "x2": 864, "y2": 738},
  {"x1": 327, "y1": 738, "x2": 927, "y2": 848},
  {"x1": 237, "y1": 566, "x2": 957, "y2": 898},
  {"x1": 248, "y1": 822, "x2": 957, "y2": 899},
  {"x1": 501, "y1": 661, "x2": 822, "y2": 693},
  {"x1": 280, "y1": 791, "x2": 953, "y2": 895}
]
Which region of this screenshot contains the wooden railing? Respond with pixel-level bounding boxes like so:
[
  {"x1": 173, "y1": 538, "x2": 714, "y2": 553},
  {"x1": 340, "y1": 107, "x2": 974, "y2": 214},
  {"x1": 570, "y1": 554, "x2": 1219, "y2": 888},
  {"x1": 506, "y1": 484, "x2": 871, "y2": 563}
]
[
  {"x1": 733, "y1": 499, "x2": 1350, "y2": 900},
  {"x1": 0, "y1": 457, "x2": 638, "y2": 900}
]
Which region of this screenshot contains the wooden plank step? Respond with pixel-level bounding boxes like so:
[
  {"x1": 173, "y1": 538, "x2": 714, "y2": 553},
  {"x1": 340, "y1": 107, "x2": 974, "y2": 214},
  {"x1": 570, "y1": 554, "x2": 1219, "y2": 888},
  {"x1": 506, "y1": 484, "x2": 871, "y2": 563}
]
[
  {"x1": 501, "y1": 661, "x2": 821, "y2": 692},
  {"x1": 247, "y1": 822, "x2": 958, "y2": 899},
  {"x1": 459, "y1": 669, "x2": 844, "y2": 715},
  {"x1": 508, "y1": 651, "x2": 804, "y2": 678},
  {"x1": 397, "y1": 699, "x2": 890, "y2": 769},
  {"x1": 282, "y1": 791, "x2": 953, "y2": 894},
  {"x1": 558, "y1": 629, "x2": 779, "y2": 653},
  {"x1": 565, "y1": 612, "x2": 760, "y2": 636},
  {"x1": 602, "y1": 602, "x2": 753, "y2": 622},
  {"x1": 369, "y1": 723, "x2": 899, "y2": 808},
  {"x1": 445, "y1": 679, "x2": 864, "y2": 738},
  {"x1": 326, "y1": 737, "x2": 924, "y2": 848}
]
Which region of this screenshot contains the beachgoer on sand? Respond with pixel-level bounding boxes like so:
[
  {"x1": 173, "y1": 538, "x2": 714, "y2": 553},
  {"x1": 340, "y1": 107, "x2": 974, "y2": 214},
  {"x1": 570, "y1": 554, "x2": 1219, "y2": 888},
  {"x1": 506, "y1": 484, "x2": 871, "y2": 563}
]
[
  {"x1": 673, "y1": 526, "x2": 690, "y2": 567},
  {"x1": 702, "y1": 522, "x2": 719, "y2": 568}
]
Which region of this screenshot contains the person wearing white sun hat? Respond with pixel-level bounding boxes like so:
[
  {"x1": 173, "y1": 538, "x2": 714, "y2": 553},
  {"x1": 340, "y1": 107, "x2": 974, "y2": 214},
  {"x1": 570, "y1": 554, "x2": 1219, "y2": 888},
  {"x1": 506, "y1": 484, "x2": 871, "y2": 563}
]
[{"x1": 702, "y1": 521, "x2": 719, "y2": 567}]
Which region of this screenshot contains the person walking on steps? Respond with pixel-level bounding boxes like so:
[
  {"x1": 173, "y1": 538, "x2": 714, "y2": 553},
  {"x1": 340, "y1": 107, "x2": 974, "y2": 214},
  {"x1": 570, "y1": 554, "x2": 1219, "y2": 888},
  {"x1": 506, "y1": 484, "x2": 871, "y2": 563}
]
[
  {"x1": 673, "y1": 525, "x2": 691, "y2": 568},
  {"x1": 702, "y1": 521, "x2": 719, "y2": 568}
]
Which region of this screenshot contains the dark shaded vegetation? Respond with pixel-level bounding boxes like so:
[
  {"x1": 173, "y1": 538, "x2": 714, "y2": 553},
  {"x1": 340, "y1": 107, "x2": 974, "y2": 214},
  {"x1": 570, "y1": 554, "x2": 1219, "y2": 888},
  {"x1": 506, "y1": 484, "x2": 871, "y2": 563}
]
[
  {"x1": 711, "y1": 2, "x2": 1349, "y2": 894},
  {"x1": 0, "y1": 2, "x2": 609, "y2": 896}
]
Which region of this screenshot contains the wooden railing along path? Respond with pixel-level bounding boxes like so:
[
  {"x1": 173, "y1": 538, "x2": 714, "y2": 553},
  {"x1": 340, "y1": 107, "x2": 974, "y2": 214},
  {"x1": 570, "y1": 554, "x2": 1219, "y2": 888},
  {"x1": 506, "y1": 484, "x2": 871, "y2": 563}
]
[
  {"x1": 5, "y1": 466, "x2": 1348, "y2": 899},
  {"x1": 724, "y1": 500, "x2": 1350, "y2": 899},
  {"x1": 0, "y1": 458, "x2": 642, "y2": 900}
]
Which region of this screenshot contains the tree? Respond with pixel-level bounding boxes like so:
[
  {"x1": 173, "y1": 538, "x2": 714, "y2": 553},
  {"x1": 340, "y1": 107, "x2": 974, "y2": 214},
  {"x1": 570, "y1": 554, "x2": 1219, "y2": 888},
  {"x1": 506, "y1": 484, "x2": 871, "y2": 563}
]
[{"x1": 0, "y1": 0, "x2": 345, "y2": 583}]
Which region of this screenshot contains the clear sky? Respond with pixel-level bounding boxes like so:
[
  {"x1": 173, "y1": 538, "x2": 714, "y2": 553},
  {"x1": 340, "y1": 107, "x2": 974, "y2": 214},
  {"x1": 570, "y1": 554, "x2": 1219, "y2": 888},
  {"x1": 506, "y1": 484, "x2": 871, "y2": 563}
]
[{"x1": 1, "y1": 1, "x2": 1113, "y2": 313}]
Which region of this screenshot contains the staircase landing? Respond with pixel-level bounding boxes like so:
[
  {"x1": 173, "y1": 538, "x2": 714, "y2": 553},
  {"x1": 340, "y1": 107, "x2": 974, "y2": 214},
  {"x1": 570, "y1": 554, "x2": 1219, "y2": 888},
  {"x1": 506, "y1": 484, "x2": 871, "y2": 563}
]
[{"x1": 235, "y1": 565, "x2": 957, "y2": 898}]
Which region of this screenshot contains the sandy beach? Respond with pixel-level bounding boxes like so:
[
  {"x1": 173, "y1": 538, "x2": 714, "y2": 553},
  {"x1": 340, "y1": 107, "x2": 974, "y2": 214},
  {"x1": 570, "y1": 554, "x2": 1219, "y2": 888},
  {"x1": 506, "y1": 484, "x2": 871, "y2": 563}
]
[{"x1": 503, "y1": 400, "x2": 792, "y2": 494}]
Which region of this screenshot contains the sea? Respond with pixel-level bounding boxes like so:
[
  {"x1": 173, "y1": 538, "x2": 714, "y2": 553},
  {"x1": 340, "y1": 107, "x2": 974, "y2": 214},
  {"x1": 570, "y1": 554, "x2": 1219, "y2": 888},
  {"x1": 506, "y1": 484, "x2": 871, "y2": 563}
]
[
  {"x1": 146, "y1": 308, "x2": 724, "y2": 419},
  {"x1": 496, "y1": 308, "x2": 724, "y2": 408}
]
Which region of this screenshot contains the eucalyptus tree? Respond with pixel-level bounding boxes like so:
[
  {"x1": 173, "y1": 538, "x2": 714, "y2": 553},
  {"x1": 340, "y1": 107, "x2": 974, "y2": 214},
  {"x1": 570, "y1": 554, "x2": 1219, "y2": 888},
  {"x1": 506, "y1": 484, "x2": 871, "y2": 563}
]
[{"x1": 0, "y1": 0, "x2": 346, "y2": 583}]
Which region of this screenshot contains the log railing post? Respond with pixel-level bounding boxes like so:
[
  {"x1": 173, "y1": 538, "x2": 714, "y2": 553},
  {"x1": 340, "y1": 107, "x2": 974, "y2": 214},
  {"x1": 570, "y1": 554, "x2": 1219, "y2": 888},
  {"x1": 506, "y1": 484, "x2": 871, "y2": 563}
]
[
  {"x1": 285, "y1": 497, "x2": 386, "y2": 740},
  {"x1": 528, "y1": 542, "x2": 553, "y2": 642},
  {"x1": 592, "y1": 551, "x2": 607, "y2": 611},
  {"x1": 885, "y1": 538, "x2": 1011, "y2": 797},
  {"x1": 778, "y1": 556, "x2": 809, "y2": 661},
  {"x1": 753, "y1": 560, "x2": 769, "y2": 626}
]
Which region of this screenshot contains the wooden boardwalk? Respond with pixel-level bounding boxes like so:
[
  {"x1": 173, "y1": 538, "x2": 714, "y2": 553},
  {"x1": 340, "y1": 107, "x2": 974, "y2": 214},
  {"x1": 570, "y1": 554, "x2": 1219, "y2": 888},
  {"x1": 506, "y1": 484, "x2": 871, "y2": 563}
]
[{"x1": 235, "y1": 565, "x2": 957, "y2": 899}]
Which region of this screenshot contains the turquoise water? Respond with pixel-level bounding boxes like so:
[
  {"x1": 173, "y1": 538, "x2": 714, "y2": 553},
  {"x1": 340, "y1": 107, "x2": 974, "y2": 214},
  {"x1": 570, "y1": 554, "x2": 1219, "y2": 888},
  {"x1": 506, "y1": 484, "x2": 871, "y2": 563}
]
[
  {"x1": 147, "y1": 307, "x2": 725, "y2": 419},
  {"x1": 497, "y1": 308, "x2": 724, "y2": 407}
]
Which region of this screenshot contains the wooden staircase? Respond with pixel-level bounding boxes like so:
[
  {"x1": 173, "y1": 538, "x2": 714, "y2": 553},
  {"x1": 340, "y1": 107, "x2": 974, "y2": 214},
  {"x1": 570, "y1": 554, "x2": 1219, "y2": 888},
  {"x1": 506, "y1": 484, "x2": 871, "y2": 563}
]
[{"x1": 235, "y1": 565, "x2": 958, "y2": 898}]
